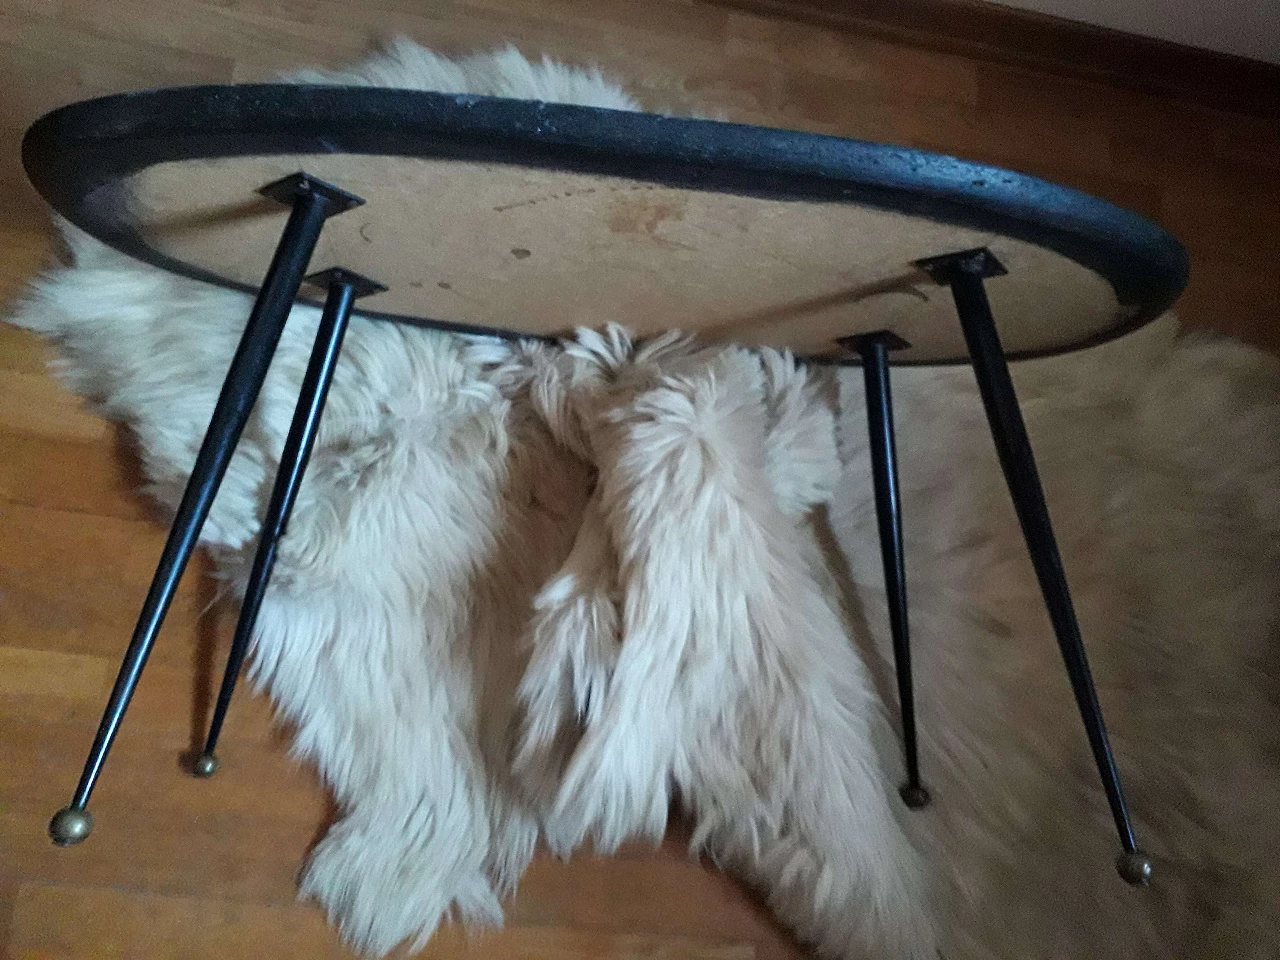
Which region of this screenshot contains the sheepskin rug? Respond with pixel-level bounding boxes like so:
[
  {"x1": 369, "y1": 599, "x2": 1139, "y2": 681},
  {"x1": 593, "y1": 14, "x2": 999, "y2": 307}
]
[{"x1": 9, "y1": 39, "x2": 1280, "y2": 960}]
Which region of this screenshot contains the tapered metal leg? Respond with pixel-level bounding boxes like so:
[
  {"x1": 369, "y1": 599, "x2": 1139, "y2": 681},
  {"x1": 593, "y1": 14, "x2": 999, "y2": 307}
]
[
  {"x1": 917, "y1": 247, "x2": 1152, "y2": 886},
  {"x1": 49, "y1": 174, "x2": 363, "y2": 846},
  {"x1": 195, "y1": 268, "x2": 385, "y2": 777},
  {"x1": 842, "y1": 331, "x2": 929, "y2": 809}
]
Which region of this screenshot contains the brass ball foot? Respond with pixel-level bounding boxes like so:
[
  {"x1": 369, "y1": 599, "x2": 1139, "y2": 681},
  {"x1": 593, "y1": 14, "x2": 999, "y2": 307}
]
[
  {"x1": 49, "y1": 806, "x2": 94, "y2": 846},
  {"x1": 192, "y1": 753, "x2": 220, "y2": 778},
  {"x1": 1117, "y1": 850, "x2": 1153, "y2": 885},
  {"x1": 899, "y1": 784, "x2": 932, "y2": 809}
]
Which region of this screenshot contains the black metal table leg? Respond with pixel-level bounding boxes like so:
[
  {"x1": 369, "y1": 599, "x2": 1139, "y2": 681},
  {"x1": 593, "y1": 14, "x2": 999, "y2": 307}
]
[
  {"x1": 193, "y1": 268, "x2": 385, "y2": 779},
  {"x1": 841, "y1": 331, "x2": 929, "y2": 810},
  {"x1": 917, "y1": 247, "x2": 1152, "y2": 886},
  {"x1": 48, "y1": 174, "x2": 363, "y2": 847}
]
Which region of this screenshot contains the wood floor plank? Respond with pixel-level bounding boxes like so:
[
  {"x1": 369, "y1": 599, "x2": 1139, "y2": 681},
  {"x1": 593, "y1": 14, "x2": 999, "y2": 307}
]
[
  {"x1": 0, "y1": 646, "x2": 111, "y2": 701},
  {"x1": 11, "y1": 883, "x2": 351, "y2": 960},
  {"x1": 10, "y1": 882, "x2": 762, "y2": 960},
  {"x1": 0, "y1": 431, "x2": 152, "y2": 521},
  {"x1": 0, "y1": 369, "x2": 107, "y2": 442},
  {"x1": 0, "y1": 324, "x2": 55, "y2": 377},
  {"x1": 0, "y1": 881, "x2": 17, "y2": 960},
  {"x1": 0, "y1": 500, "x2": 228, "y2": 666},
  {"x1": 0, "y1": 1, "x2": 1276, "y2": 958}
]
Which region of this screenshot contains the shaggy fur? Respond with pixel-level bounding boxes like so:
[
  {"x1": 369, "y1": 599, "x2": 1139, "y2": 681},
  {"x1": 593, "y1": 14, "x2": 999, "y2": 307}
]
[
  {"x1": 9, "y1": 39, "x2": 1280, "y2": 960},
  {"x1": 850, "y1": 324, "x2": 1280, "y2": 959},
  {"x1": 511, "y1": 332, "x2": 931, "y2": 958}
]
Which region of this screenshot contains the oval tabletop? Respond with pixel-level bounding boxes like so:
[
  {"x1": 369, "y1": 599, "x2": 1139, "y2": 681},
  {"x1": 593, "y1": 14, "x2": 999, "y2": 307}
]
[{"x1": 22, "y1": 85, "x2": 1188, "y2": 364}]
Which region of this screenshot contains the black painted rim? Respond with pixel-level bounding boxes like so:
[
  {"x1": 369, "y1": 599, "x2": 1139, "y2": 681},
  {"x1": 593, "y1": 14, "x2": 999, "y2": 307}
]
[{"x1": 22, "y1": 84, "x2": 1189, "y2": 364}]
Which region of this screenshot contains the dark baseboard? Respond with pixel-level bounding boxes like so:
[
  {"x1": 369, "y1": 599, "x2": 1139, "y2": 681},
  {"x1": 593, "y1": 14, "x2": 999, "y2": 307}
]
[{"x1": 710, "y1": 0, "x2": 1280, "y2": 120}]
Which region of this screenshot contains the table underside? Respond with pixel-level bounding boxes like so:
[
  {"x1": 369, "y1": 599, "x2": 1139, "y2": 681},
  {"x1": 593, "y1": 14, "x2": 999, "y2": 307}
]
[{"x1": 121, "y1": 153, "x2": 1125, "y2": 363}]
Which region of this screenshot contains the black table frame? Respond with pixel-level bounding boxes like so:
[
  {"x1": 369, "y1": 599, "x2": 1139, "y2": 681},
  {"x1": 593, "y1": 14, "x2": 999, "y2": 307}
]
[{"x1": 27, "y1": 87, "x2": 1181, "y2": 885}]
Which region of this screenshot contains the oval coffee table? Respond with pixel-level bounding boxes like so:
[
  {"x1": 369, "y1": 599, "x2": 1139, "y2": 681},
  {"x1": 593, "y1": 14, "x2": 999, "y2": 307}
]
[{"x1": 24, "y1": 85, "x2": 1186, "y2": 884}]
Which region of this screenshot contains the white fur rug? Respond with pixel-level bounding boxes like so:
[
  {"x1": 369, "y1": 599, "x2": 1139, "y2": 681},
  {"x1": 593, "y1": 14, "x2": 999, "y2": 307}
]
[{"x1": 10, "y1": 40, "x2": 1280, "y2": 960}]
